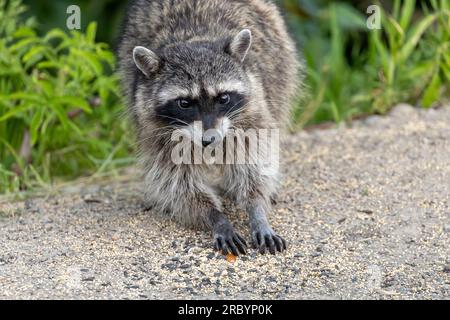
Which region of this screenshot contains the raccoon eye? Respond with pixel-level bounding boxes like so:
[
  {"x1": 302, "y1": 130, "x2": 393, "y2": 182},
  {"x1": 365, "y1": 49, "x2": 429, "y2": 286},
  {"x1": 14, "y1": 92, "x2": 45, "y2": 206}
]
[
  {"x1": 218, "y1": 93, "x2": 231, "y2": 105},
  {"x1": 177, "y1": 99, "x2": 192, "y2": 109}
]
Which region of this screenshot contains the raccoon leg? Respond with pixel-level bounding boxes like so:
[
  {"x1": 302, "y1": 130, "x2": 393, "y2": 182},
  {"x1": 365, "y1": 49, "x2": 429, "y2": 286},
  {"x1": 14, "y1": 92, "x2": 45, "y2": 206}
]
[
  {"x1": 247, "y1": 199, "x2": 287, "y2": 255},
  {"x1": 208, "y1": 209, "x2": 247, "y2": 256},
  {"x1": 221, "y1": 165, "x2": 287, "y2": 254}
]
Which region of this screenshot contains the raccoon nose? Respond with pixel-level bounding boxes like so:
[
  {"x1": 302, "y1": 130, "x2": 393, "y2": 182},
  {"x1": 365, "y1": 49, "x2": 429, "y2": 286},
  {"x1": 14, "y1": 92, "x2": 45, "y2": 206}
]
[{"x1": 202, "y1": 136, "x2": 216, "y2": 147}]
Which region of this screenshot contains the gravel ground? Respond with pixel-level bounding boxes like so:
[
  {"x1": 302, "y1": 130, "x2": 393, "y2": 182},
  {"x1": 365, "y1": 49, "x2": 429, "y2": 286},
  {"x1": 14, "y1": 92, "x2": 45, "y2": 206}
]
[{"x1": 0, "y1": 104, "x2": 449, "y2": 300}]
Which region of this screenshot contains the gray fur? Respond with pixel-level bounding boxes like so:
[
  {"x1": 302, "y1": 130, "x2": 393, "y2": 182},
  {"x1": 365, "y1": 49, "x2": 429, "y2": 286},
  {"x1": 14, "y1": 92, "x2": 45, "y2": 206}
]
[{"x1": 118, "y1": 0, "x2": 301, "y2": 253}]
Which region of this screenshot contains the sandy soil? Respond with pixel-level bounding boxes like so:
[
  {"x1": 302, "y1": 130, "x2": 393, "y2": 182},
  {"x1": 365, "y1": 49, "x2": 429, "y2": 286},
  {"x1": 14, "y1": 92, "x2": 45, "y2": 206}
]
[{"x1": 0, "y1": 104, "x2": 449, "y2": 300}]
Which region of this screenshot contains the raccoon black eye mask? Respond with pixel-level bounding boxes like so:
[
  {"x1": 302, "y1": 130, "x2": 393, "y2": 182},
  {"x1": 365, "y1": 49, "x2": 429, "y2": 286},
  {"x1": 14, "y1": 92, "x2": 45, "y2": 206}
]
[
  {"x1": 153, "y1": 92, "x2": 246, "y2": 128},
  {"x1": 118, "y1": 0, "x2": 300, "y2": 255}
]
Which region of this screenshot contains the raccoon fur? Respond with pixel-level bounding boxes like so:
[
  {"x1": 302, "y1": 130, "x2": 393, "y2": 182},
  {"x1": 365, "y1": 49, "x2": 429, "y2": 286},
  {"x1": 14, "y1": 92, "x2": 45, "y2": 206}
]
[{"x1": 118, "y1": 0, "x2": 301, "y2": 255}]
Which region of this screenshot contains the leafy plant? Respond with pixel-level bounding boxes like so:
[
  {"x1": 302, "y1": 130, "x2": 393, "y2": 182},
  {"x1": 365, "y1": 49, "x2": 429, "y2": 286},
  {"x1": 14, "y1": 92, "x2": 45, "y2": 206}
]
[
  {"x1": 283, "y1": 0, "x2": 449, "y2": 127},
  {"x1": 22, "y1": 0, "x2": 128, "y2": 46},
  {"x1": 0, "y1": 0, "x2": 132, "y2": 194},
  {"x1": 369, "y1": 0, "x2": 449, "y2": 111}
]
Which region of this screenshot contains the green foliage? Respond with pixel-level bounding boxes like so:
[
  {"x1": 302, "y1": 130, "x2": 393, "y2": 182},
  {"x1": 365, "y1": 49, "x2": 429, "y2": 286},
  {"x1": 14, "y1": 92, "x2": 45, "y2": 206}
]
[
  {"x1": 0, "y1": 0, "x2": 132, "y2": 194},
  {"x1": 1, "y1": 0, "x2": 449, "y2": 194},
  {"x1": 369, "y1": 0, "x2": 449, "y2": 111},
  {"x1": 22, "y1": 0, "x2": 128, "y2": 46},
  {"x1": 283, "y1": 0, "x2": 450, "y2": 127}
]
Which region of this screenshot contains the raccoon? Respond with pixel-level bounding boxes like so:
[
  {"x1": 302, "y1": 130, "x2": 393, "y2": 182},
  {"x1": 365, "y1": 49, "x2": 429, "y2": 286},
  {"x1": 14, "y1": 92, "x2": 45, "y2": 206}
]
[{"x1": 118, "y1": 0, "x2": 300, "y2": 255}]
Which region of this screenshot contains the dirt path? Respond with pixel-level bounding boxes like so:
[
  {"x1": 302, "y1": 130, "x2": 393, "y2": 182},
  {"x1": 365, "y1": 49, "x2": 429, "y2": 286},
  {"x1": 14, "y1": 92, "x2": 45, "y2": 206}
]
[{"x1": 0, "y1": 104, "x2": 449, "y2": 300}]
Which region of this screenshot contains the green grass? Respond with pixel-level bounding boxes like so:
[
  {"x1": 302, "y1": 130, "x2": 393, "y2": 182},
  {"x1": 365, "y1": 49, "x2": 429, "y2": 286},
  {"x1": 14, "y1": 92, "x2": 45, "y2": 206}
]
[
  {"x1": 0, "y1": 0, "x2": 449, "y2": 194},
  {"x1": 284, "y1": 0, "x2": 449, "y2": 127},
  {"x1": 0, "y1": 0, "x2": 133, "y2": 194}
]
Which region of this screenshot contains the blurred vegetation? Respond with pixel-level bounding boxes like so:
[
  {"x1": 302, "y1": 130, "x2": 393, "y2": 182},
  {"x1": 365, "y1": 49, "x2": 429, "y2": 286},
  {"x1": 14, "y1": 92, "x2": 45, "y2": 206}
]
[
  {"x1": 1, "y1": 0, "x2": 449, "y2": 194},
  {"x1": 0, "y1": 0, "x2": 132, "y2": 194},
  {"x1": 283, "y1": 0, "x2": 449, "y2": 126},
  {"x1": 22, "y1": 0, "x2": 128, "y2": 48}
]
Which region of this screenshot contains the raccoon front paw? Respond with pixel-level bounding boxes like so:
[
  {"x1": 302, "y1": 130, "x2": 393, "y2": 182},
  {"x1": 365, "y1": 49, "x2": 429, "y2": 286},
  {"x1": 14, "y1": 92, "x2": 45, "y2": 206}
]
[
  {"x1": 252, "y1": 227, "x2": 287, "y2": 255},
  {"x1": 213, "y1": 224, "x2": 247, "y2": 256}
]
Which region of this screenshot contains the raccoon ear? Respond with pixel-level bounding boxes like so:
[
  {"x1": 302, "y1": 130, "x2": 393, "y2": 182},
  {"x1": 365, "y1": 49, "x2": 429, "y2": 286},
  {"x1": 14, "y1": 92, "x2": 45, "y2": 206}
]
[
  {"x1": 133, "y1": 46, "x2": 160, "y2": 77},
  {"x1": 228, "y1": 29, "x2": 252, "y2": 63}
]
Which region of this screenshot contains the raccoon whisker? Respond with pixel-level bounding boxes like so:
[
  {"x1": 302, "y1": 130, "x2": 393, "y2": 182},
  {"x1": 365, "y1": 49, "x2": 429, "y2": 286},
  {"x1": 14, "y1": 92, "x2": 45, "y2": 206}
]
[
  {"x1": 228, "y1": 107, "x2": 258, "y2": 119},
  {"x1": 239, "y1": 98, "x2": 288, "y2": 109},
  {"x1": 133, "y1": 126, "x2": 181, "y2": 147},
  {"x1": 231, "y1": 109, "x2": 264, "y2": 118},
  {"x1": 230, "y1": 110, "x2": 266, "y2": 120},
  {"x1": 261, "y1": 98, "x2": 288, "y2": 104},
  {"x1": 227, "y1": 102, "x2": 254, "y2": 120},
  {"x1": 140, "y1": 123, "x2": 176, "y2": 133},
  {"x1": 227, "y1": 108, "x2": 245, "y2": 120},
  {"x1": 134, "y1": 120, "x2": 191, "y2": 149},
  {"x1": 135, "y1": 125, "x2": 178, "y2": 140},
  {"x1": 224, "y1": 99, "x2": 245, "y2": 118},
  {"x1": 229, "y1": 112, "x2": 263, "y2": 123},
  {"x1": 133, "y1": 133, "x2": 172, "y2": 148},
  {"x1": 133, "y1": 120, "x2": 174, "y2": 132},
  {"x1": 156, "y1": 115, "x2": 190, "y2": 126},
  {"x1": 225, "y1": 98, "x2": 270, "y2": 121},
  {"x1": 226, "y1": 99, "x2": 278, "y2": 123},
  {"x1": 153, "y1": 131, "x2": 178, "y2": 140}
]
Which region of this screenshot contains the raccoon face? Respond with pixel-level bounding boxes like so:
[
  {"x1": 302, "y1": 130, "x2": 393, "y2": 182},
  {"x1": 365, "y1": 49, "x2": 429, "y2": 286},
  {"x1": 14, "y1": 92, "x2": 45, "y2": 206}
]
[{"x1": 133, "y1": 30, "x2": 253, "y2": 146}]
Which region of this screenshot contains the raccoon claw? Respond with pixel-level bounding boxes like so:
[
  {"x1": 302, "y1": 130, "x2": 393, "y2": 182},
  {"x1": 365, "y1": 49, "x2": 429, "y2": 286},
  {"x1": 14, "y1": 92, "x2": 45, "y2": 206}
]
[
  {"x1": 252, "y1": 228, "x2": 287, "y2": 255},
  {"x1": 270, "y1": 196, "x2": 278, "y2": 206},
  {"x1": 142, "y1": 203, "x2": 154, "y2": 212},
  {"x1": 213, "y1": 226, "x2": 247, "y2": 256}
]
